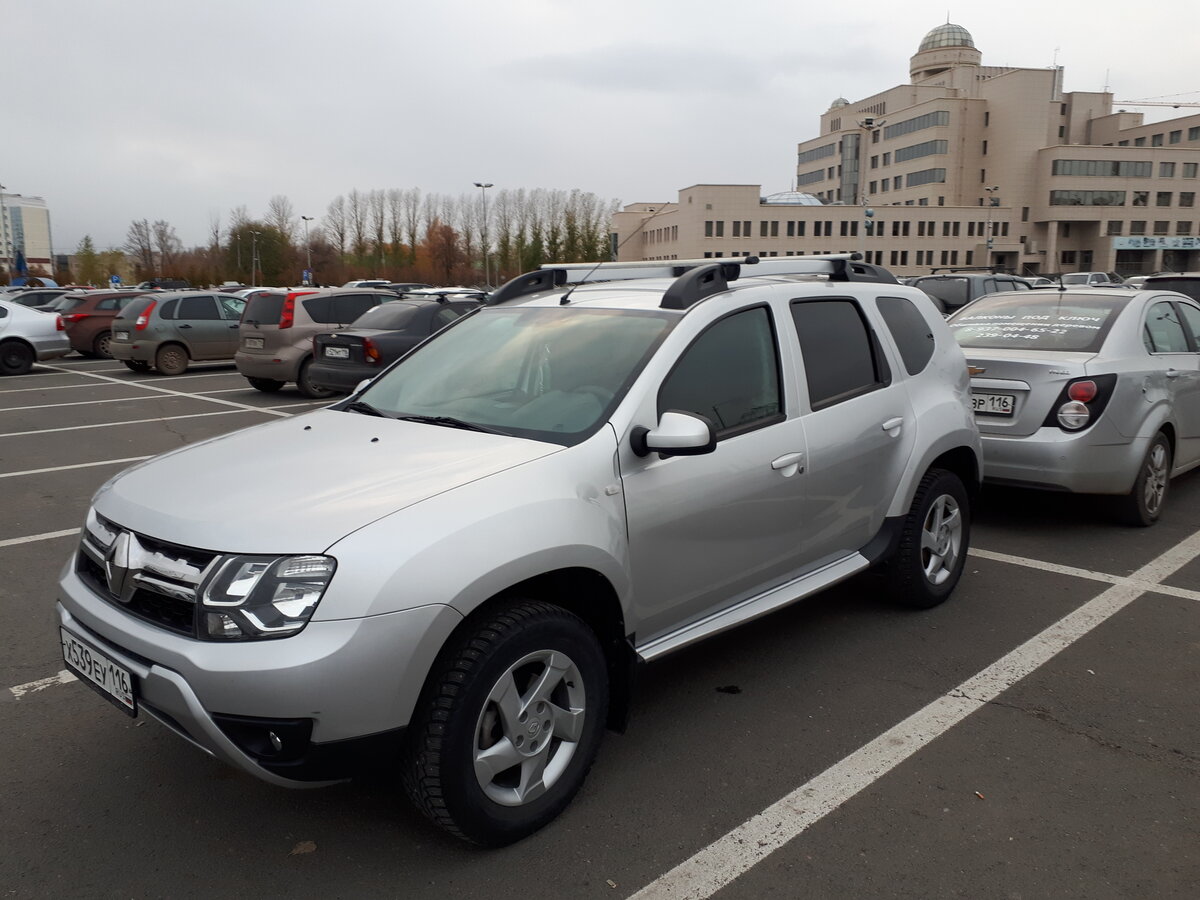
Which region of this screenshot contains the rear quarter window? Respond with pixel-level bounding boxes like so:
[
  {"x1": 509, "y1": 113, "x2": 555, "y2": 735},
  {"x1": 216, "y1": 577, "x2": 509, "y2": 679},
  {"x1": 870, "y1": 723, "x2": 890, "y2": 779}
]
[
  {"x1": 876, "y1": 295, "x2": 936, "y2": 375},
  {"x1": 243, "y1": 294, "x2": 285, "y2": 325}
]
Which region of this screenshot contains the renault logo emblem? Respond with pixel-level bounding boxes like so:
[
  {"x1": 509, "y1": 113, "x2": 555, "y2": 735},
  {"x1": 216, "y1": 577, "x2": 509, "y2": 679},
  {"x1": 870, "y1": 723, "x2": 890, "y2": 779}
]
[{"x1": 105, "y1": 531, "x2": 133, "y2": 600}]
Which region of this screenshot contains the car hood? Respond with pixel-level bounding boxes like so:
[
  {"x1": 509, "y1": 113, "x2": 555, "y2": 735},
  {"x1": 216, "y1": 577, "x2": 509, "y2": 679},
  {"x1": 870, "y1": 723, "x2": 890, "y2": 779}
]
[{"x1": 93, "y1": 409, "x2": 560, "y2": 553}]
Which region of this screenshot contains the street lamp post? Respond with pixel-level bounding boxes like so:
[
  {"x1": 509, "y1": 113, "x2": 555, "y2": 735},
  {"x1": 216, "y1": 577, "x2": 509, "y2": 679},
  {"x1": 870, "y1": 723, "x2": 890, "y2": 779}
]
[
  {"x1": 474, "y1": 182, "x2": 493, "y2": 287},
  {"x1": 250, "y1": 230, "x2": 262, "y2": 287},
  {"x1": 301, "y1": 215, "x2": 314, "y2": 285},
  {"x1": 984, "y1": 186, "x2": 1000, "y2": 268}
]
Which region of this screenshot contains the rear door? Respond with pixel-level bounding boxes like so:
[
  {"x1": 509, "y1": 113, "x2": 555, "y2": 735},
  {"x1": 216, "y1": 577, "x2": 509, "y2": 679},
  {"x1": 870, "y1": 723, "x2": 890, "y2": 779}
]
[
  {"x1": 172, "y1": 295, "x2": 229, "y2": 359},
  {"x1": 1148, "y1": 298, "x2": 1200, "y2": 465}
]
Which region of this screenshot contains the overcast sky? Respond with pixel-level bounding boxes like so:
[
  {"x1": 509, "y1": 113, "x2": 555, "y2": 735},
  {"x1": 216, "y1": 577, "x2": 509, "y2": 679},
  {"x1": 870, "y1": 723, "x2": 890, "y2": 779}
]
[{"x1": 6, "y1": 0, "x2": 1198, "y2": 252}]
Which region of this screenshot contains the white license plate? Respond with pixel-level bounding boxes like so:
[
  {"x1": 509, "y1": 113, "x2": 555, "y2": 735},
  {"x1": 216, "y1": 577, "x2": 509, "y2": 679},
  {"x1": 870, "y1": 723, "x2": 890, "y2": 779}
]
[
  {"x1": 115, "y1": 331, "x2": 130, "y2": 341},
  {"x1": 60, "y1": 627, "x2": 136, "y2": 715},
  {"x1": 324, "y1": 346, "x2": 350, "y2": 359},
  {"x1": 244, "y1": 337, "x2": 264, "y2": 349},
  {"x1": 972, "y1": 392, "x2": 1015, "y2": 416}
]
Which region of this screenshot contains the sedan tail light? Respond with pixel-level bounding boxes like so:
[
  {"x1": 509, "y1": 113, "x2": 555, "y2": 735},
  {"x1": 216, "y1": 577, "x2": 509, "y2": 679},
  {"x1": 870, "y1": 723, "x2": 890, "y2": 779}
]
[
  {"x1": 55, "y1": 315, "x2": 65, "y2": 331},
  {"x1": 1043, "y1": 374, "x2": 1117, "y2": 431},
  {"x1": 362, "y1": 337, "x2": 381, "y2": 364},
  {"x1": 134, "y1": 299, "x2": 157, "y2": 331}
]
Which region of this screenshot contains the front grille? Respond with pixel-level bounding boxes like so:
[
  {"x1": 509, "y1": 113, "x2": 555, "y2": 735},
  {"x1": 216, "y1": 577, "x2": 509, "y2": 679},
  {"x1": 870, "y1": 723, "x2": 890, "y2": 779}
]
[{"x1": 77, "y1": 515, "x2": 218, "y2": 637}]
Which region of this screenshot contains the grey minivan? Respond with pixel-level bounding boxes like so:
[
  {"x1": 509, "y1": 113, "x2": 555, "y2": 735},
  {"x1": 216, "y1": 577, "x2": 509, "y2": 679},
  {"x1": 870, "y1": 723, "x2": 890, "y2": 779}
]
[
  {"x1": 235, "y1": 288, "x2": 391, "y2": 397},
  {"x1": 109, "y1": 292, "x2": 246, "y2": 374}
]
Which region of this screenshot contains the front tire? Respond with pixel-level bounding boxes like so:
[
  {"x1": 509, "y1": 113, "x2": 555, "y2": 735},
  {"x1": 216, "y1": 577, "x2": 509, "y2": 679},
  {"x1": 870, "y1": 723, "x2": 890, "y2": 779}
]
[
  {"x1": 154, "y1": 344, "x2": 189, "y2": 376},
  {"x1": 0, "y1": 340, "x2": 35, "y2": 376},
  {"x1": 404, "y1": 601, "x2": 609, "y2": 846},
  {"x1": 1115, "y1": 432, "x2": 1171, "y2": 527},
  {"x1": 884, "y1": 468, "x2": 970, "y2": 609}
]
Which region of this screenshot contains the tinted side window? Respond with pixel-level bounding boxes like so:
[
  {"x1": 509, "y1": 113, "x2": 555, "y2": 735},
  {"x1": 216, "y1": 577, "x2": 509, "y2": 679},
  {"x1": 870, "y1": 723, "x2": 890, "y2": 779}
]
[
  {"x1": 876, "y1": 296, "x2": 936, "y2": 375},
  {"x1": 1176, "y1": 303, "x2": 1200, "y2": 346},
  {"x1": 96, "y1": 297, "x2": 121, "y2": 310},
  {"x1": 791, "y1": 299, "x2": 889, "y2": 409},
  {"x1": 177, "y1": 297, "x2": 219, "y2": 320},
  {"x1": 658, "y1": 306, "x2": 782, "y2": 435},
  {"x1": 218, "y1": 296, "x2": 246, "y2": 320},
  {"x1": 1144, "y1": 301, "x2": 1190, "y2": 352},
  {"x1": 158, "y1": 299, "x2": 179, "y2": 320}
]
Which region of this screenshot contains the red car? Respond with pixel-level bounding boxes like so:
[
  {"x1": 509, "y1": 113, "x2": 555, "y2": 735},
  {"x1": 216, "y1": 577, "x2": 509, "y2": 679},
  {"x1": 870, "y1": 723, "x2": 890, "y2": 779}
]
[{"x1": 56, "y1": 290, "x2": 150, "y2": 358}]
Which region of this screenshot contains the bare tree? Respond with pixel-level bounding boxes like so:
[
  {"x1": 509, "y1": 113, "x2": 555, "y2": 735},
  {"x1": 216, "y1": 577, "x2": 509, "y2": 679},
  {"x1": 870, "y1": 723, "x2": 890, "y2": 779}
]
[
  {"x1": 228, "y1": 205, "x2": 250, "y2": 230},
  {"x1": 347, "y1": 189, "x2": 369, "y2": 260},
  {"x1": 369, "y1": 189, "x2": 387, "y2": 270},
  {"x1": 387, "y1": 189, "x2": 405, "y2": 264},
  {"x1": 403, "y1": 189, "x2": 422, "y2": 268},
  {"x1": 266, "y1": 195, "x2": 296, "y2": 244},
  {"x1": 324, "y1": 195, "x2": 347, "y2": 256},
  {"x1": 123, "y1": 219, "x2": 155, "y2": 274},
  {"x1": 152, "y1": 220, "x2": 183, "y2": 273}
]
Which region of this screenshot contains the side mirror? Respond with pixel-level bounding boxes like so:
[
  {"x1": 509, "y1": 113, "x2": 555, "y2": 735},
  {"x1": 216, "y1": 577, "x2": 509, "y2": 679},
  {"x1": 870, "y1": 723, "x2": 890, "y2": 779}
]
[{"x1": 630, "y1": 411, "x2": 717, "y2": 458}]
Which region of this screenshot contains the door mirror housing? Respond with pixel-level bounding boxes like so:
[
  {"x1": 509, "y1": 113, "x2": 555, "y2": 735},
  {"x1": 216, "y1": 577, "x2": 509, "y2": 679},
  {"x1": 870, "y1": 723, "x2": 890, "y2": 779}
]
[{"x1": 630, "y1": 411, "x2": 717, "y2": 458}]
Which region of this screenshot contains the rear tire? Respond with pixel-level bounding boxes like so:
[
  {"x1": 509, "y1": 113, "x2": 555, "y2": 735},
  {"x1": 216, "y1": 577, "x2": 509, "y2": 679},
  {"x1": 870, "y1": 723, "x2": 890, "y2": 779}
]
[
  {"x1": 296, "y1": 358, "x2": 337, "y2": 399},
  {"x1": 404, "y1": 601, "x2": 609, "y2": 846},
  {"x1": 154, "y1": 344, "x2": 189, "y2": 376},
  {"x1": 0, "y1": 340, "x2": 35, "y2": 376},
  {"x1": 883, "y1": 468, "x2": 970, "y2": 609},
  {"x1": 1115, "y1": 432, "x2": 1171, "y2": 527},
  {"x1": 247, "y1": 377, "x2": 284, "y2": 393},
  {"x1": 92, "y1": 332, "x2": 114, "y2": 359}
]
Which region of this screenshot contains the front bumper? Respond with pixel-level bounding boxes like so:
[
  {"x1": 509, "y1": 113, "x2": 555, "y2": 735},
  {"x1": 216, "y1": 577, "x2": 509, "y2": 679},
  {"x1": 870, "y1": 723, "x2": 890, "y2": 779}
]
[
  {"x1": 979, "y1": 420, "x2": 1148, "y2": 494},
  {"x1": 57, "y1": 562, "x2": 462, "y2": 786}
]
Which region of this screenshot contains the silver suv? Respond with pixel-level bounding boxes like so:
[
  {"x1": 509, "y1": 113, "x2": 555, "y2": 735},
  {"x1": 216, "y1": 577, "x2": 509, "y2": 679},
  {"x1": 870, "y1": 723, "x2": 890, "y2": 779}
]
[{"x1": 57, "y1": 255, "x2": 981, "y2": 845}]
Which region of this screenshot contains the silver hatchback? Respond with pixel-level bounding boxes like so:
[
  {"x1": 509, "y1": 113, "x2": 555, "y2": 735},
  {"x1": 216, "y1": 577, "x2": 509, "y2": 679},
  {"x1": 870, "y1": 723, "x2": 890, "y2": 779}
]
[{"x1": 949, "y1": 287, "x2": 1200, "y2": 524}]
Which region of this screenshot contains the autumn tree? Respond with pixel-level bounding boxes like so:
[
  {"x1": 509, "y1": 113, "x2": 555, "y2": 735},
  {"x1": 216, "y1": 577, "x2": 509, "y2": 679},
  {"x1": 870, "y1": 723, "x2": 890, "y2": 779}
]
[
  {"x1": 152, "y1": 220, "x2": 183, "y2": 273},
  {"x1": 123, "y1": 219, "x2": 155, "y2": 276},
  {"x1": 74, "y1": 236, "x2": 102, "y2": 286}
]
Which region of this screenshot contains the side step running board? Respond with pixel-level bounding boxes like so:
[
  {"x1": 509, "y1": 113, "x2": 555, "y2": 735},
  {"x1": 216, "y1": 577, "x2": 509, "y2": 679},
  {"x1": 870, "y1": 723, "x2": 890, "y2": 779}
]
[{"x1": 634, "y1": 553, "x2": 870, "y2": 662}]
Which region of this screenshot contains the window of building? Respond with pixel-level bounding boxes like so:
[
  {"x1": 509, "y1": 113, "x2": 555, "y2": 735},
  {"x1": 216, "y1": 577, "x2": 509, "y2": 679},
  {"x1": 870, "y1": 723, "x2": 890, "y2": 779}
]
[
  {"x1": 984, "y1": 111, "x2": 990, "y2": 126},
  {"x1": 893, "y1": 176, "x2": 902, "y2": 189},
  {"x1": 1154, "y1": 221, "x2": 1170, "y2": 235},
  {"x1": 1134, "y1": 137, "x2": 1146, "y2": 146},
  {"x1": 1152, "y1": 133, "x2": 1164, "y2": 146},
  {"x1": 870, "y1": 156, "x2": 879, "y2": 169},
  {"x1": 795, "y1": 221, "x2": 805, "y2": 236},
  {"x1": 889, "y1": 250, "x2": 898, "y2": 266},
  {"x1": 942, "y1": 222, "x2": 951, "y2": 237},
  {"x1": 918, "y1": 197, "x2": 928, "y2": 206},
  {"x1": 797, "y1": 169, "x2": 825, "y2": 186},
  {"x1": 1161, "y1": 162, "x2": 1176, "y2": 177},
  {"x1": 1060, "y1": 103, "x2": 1067, "y2": 115},
  {"x1": 1107, "y1": 221, "x2": 1123, "y2": 235},
  {"x1": 880, "y1": 180, "x2": 889, "y2": 193},
  {"x1": 906, "y1": 168, "x2": 947, "y2": 188},
  {"x1": 1052, "y1": 160, "x2": 1151, "y2": 177},
  {"x1": 892, "y1": 221, "x2": 901, "y2": 237},
  {"x1": 1190, "y1": 127, "x2": 1200, "y2": 141},
  {"x1": 900, "y1": 251, "x2": 909, "y2": 265},
  {"x1": 1001, "y1": 222, "x2": 1009, "y2": 236},
  {"x1": 869, "y1": 180, "x2": 878, "y2": 194},
  {"x1": 1131, "y1": 221, "x2": 1146, "y2": 235},
  {"x1": 1062, "y1": 223, "x2": 1071, "y2": 237},
  {"x1": 716, "y1": 221, "x2": 724, "y2": 237},
  {"x1": 938, "y1": 196, "x2": 945, "y2": 206},
  {"x1": 895, "y1": 140, "x2": 947, "y2": 163},
  {"x1": 1061, "y1": 251, "x2": 1077, "y2": 264},
  {"x1": 882, "y1": 152, "x2": 891, "y2": 166},
  {"x1": 743, "y1": 221, "x2": 750, "y2": 235},
  {"x1": 798, "y1": 143, "x2": 836, "y2": 165},
  {"x1": 882, "y1": 110, "x2": 949, "y2": 140},
  {"x1": 1170, "y1": 130, "x2": 1182, "y2": 144},
  {"x1": 982, "y1": 140, "x2": 988, "y2": 155},
  {"x1": 1058, "y1": 126, "x2": 1065, "y2": 138},
  {"x1": 965, "y1": 251, "x2": 974, "y2": 265},
  {"x1": 840, "y1": 221, "x2": 849, "y2": 237},
  {"x1": 967, "y1": 222, "x2": 975, "y2": 237},
  {"x1": 1186, "y1": 163, "x2": 1199, "y2": 178},
  {"x1": 732, "y1": 221, "x2": 742, "y2": 237},
  {"x1": 1119, "y1": 140, "x2": 1129, "y2": 146},
  {"x1": 1177, "y1": 221, "x2": 1192, "y2": 235},
  {"x1": 940, "y1": 250, "x2": 949, "y2": 265},
  {"x1": 705, "y1": 221, "x2": 713, "y2": 237},
  {"x1": 1157, "y1": 192, "x2": 1172, "y2": 207},
  {"x1": 813, "y1": 221, "x2": 822, "y2": 237},
  {"x1": 1132, "y1": 191, "x2": 1149, "y2": 206},
  {"x1": 786, "y1": 221, "x2": 795, "y2": 237},
  {"x1": 1181, "y1": 192, "x2": 1195, "y2": 208},
  {"x1": 1022, "y1": 207, "x2": 1029, "y2": 222},
  {"x1": 952, "y1": 222, "x2": 961, "y2": 237}
]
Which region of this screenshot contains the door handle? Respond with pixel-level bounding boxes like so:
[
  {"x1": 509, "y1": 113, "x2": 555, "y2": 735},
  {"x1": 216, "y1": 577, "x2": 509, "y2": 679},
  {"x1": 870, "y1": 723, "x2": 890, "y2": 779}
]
[
  {"x1": 178, "y1": 324, "x2": 192, "y2": 329},
  {"x1": 771, "y1": 452, "x2": 805, "y2": 476},
  {"x1": 1166, "y1": 369, "x2": 1180, "y2": 378},
  {"x1": 882, "y1": 417, "x2": 904, "y2": 432}
]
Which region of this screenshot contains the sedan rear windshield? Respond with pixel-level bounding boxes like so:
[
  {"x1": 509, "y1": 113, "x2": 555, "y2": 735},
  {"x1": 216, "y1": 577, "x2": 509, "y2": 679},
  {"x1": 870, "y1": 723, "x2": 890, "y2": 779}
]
[
  {"x1": 913, "y1": 277, "x2": 969, "y2": 306},
  {"x1": 350, "y1": 302, "x2": 422, "y2": 330},
  {"x1": 949, "y1": 294, "x2": 1128, "y2": 352}
]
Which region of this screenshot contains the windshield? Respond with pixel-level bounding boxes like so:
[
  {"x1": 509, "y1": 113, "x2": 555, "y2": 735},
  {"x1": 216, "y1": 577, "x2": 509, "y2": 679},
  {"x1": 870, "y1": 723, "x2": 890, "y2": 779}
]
[
  {"x1": 949, "y1": 294, "x2": 1129, "y2": 352},
  {"x1": 914, "y1": 277, "x2": 969, "y2": 306},
  {"x1": 358, "y1": 307, "x2": 675, "y2": 445}
]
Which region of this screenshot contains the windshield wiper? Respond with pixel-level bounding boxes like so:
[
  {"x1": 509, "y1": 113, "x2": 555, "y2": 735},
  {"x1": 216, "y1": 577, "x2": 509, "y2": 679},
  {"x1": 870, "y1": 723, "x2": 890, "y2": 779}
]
[
  {"x1": 394, "y1": 414, "x2": 506, "y2": 435},
  {"x1": 344, "y1": 400, "x2": 391, "y2": 418}
]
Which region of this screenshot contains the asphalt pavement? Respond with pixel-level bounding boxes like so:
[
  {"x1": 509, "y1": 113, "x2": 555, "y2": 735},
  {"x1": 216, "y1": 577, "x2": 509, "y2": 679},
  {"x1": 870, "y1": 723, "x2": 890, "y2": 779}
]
[{"x1": 1, "y1": 356, "x2": 1196, "y2": 899}]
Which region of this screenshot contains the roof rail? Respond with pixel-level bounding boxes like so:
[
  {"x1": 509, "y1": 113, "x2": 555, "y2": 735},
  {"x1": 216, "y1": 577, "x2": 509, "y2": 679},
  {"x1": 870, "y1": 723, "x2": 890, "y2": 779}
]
[{"x1": 486, "y1": 268, "x2": 568, "y2": 305}]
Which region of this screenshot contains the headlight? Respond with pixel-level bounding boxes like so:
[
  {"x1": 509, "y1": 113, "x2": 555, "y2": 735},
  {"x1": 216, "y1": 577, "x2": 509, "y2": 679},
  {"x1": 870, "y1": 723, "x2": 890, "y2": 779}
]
[{"x1": 200, "y1": 555, "x2": 336, "y2": 640}]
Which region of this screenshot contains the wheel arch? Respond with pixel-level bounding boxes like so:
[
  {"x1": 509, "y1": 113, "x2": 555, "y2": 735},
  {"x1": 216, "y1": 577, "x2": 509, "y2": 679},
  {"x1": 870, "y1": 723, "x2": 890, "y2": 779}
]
[{"x1": 434, "y1": 566, "x2": 636, "y2": 733}]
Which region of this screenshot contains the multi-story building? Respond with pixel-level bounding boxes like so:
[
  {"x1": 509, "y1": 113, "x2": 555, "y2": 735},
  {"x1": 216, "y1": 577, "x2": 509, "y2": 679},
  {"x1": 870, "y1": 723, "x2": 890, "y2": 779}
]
[
  {"x1": 0, "y1": 192, "x2": 55, "y2": 282},
  {"x1": 611, "y1": 23, "x2": 1200, "y2": 277}
]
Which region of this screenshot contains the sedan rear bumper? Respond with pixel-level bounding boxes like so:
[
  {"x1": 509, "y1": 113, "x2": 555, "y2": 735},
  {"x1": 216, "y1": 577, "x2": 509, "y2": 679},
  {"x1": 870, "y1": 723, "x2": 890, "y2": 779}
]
[
  {"x1": 30, "y1": 334, "x2": 72, "y2": 360},
  {"x1": 980, "y1": 420, "x2": 1148, "y2": 494},
  {"x1": 306, "y1": 360, "x2": 376, "y2": 393}
]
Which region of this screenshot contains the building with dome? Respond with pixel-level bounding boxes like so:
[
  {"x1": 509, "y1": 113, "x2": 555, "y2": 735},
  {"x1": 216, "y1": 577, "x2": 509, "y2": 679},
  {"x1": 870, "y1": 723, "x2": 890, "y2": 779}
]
[{"x1": 611, "y1": 23, "x2": 1200, "y2": 276}]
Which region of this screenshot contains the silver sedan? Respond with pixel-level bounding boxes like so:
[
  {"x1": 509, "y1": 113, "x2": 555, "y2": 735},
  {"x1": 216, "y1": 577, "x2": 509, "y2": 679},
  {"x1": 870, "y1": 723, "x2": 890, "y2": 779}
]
[{"x1": 947, "y1": 287, "x2": 1200, "y2": 525}]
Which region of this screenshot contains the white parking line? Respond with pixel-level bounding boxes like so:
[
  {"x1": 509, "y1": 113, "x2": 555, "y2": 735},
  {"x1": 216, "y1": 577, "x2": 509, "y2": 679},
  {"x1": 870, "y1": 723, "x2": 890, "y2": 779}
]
[
  {"x1": 0, "y1": 528, "x2": 81, "y2": 548},
  {"x1": 9, "y1": 671, "x2": 77, "y2": 700},
  {"x1": 0, "y1": 407, "x2": 264, "y2": 438},
  {"x1": 0, "y1": 456, "x2": 151, "y2": 480},
  {"x1": 34, "y1": 364, "x2": 293, "y2": 418},
  {"x1": 0, "y1": 395, "x2": 169, "y2": 413},
  {"x1": 970, "y1": 547, "x2": 1200, "y2": 602},
  {"x1": 629, "y1": 530, "x2": 1200, "y2": 900},
  {"x1": 0, "y1": 381, "x2": 127, "y2": 395}
]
